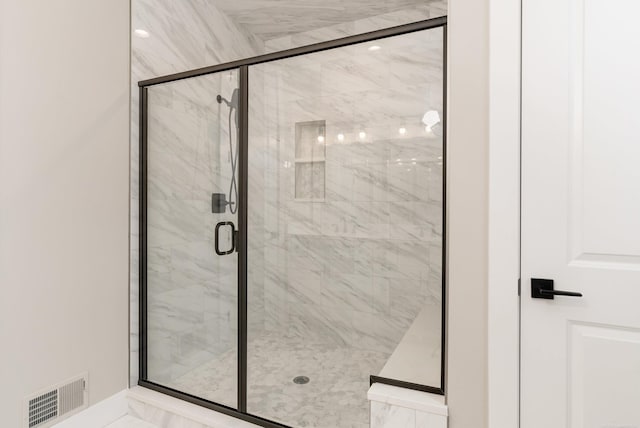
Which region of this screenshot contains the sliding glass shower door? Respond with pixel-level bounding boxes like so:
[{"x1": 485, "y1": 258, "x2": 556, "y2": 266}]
[{"x1": 143, "y1": 69, "x2": 240, "y2": 409}]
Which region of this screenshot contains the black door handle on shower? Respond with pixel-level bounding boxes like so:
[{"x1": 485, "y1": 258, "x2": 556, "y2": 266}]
[
  {"x1": 215, "y1": 221, "x2": 236, "y2": 256},
  {"x1": 531, "y1": 278, "x2": 583, "y2": 299}
]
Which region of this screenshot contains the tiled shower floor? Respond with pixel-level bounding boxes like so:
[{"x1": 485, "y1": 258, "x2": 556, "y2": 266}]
[{"x1": 170, "y1": 334, "x2": 391, "y2": 428}]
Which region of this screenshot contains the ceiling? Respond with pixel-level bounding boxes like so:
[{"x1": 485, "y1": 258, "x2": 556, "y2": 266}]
[{"x1": 210, "y1": 0, "x2": 441, "y2": 41}]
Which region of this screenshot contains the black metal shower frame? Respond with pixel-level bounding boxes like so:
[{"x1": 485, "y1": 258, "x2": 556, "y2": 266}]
[{"x1": 138, "y1": 15, "x2": 447, "y2": 428}]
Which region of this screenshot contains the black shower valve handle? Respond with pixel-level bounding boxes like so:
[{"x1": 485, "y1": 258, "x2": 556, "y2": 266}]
[{"x1": 212, "y1": 192, "x2": 234, "y2": 214}]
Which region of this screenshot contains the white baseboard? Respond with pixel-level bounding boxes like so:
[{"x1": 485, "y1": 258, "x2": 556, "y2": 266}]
[{"x1": 52, "y1": 389, "x2": 128, "y2": 428}]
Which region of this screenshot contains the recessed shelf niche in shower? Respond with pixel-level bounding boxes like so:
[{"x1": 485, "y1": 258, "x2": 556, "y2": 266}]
[{"x1": 294, "y1": 120, "x2": 326, "y2": 201}]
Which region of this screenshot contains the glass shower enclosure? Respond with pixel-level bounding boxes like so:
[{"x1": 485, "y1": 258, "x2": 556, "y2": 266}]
[{"x1": 139, "y1": 17, "x2": 446, "y2": 428}]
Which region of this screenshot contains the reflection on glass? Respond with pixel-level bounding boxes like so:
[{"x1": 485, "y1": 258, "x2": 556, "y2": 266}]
[
  {"x1": 248, "y1": 27, "x2": 444, "y2": 427},
  {"x1": 145, "y1": 70, "x2": 239, "y2": 408},
  {"x1": 254, "y1": 3, "x2": 448, "y2": 53}
]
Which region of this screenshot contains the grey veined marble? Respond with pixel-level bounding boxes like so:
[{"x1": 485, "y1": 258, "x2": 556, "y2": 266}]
[
  {"x1": 170, "y1": 333, "x2": 388, "y2": 428},
  {"x1": 211, "y1": 0, "x2": 446, "y2": 41},
  {"x1": 131, "y1": 0, "x2": 447, "y2": 425}
]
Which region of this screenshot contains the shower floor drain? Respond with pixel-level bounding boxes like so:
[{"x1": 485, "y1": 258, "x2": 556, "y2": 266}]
[{"x1": 293, "y1": 376, "x2": 310, "y2": 385}]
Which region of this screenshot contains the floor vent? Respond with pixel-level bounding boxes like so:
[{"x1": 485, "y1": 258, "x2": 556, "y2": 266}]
[{"x1": 24, "y1": 374, "x2": 88, "y2": 428}]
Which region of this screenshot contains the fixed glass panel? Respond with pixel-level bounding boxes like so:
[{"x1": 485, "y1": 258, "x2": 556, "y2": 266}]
[
  {"x1": 247, "y1": 28, "x2": 444, "y2": 427},
  {"x1": 145, "y1": 69, "x2": 240, "y2": 408}
]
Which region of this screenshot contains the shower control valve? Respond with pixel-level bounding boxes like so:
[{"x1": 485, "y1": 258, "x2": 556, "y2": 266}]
[{"x1": 212, "y1": 192, "x2": 235, "y2": 214}]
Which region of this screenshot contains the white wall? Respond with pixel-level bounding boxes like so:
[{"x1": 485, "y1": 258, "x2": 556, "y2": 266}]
[
  {"x1": 487, "y1": 0, "x2": 521, "y2": 426},
  {"x1": 0, "y1": 0, "x2": 130, "y2": 426},
  {"x1": 446, "y1": 0, "x2": 490, "y2": 427}
]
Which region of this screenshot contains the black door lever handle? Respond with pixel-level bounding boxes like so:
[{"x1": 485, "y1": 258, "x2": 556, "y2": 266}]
[
  {"x1": 539, "y1": 289, "x2": 583, "y2": 298},
  {"x1": 531, "y1": 278, "x2": 582, "y2": 299}
]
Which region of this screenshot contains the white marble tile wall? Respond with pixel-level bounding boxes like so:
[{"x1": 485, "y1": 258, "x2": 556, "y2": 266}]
[
  {"x1": 369, "y1": 384, "x2": 448, "y2": 428},
  {"x1": 128, "y1": 387, "x2": 261, "y2": 428},
  {"x1": 211, "y1": 0, "x2": 446, "y2": 42},
  {"x1": 371, "y1": 402, "x2": 447, "y2": 428},
  {"x1": 263, "y1": 2, "x2": 447, "y2": 52}
]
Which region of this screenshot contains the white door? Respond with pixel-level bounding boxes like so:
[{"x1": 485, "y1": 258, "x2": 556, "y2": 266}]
[{"x1": 521, "y1": 0, "x2": 640, "y2": 427}]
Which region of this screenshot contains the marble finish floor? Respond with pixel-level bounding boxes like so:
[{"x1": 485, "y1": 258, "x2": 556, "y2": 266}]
[
  {"x1": 105, "y1": 415, "x2": 159, "y2": 428},
  {"x1": 169, "y1": 333, "x2": 391, "y2": 428}
]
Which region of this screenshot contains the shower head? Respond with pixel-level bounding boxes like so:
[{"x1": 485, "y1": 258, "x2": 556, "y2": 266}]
[{"x1": 216, "y1": 88, "x2": 239, "y2": 110}]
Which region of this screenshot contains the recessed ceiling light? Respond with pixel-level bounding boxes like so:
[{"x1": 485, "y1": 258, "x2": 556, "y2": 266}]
[
  {"x1": 337, "y1": 133, "x2": 345, "y2": 142},
  {"x1": 134, "y1": 29, "x2": 150, "y2": 38},
  {"x1": 368, "y1": 45, "x2": 381, "y2": 52},
  {"x1": 317, "y1": 135, "x2": 325, "y2": 143},
  {"x1": 359, "y1": 131, "x2": 367, "y2": 139},
  {"x1": 399, "y1": 127, "x2": 407, "y2": 135}
]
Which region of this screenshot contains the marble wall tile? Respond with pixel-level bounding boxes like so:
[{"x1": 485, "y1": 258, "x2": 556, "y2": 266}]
[
  {"x1": 286, "y1": 301, "x2": 353, "y2": 346},
  {"x1": 145, "y1": 405, "x2": 203, "y2": 428},
  {"x1": 294, "y1": 163, "x2": 313, "y2": 199},
  {"x1": 371, "y1": 402, "x2": 416, "y2": 428},
  {"x1": 212, "y1": 0, "x2": 447, "y2": 42},
  {"x1": 416, "y1": 411, "x2": 447, "y2": 428},
  {"x1": 259, "y1": 269, "x2": 290, "y2": 333},
  {"x1": 263, "y1": 5, "x2": 446, "y2": 53},
  {"x1": 130, "y1": 395, "x2": 248, "y2": 428},
  {"x1": 369, "y1": 397, "x2": 448, "y2": 428}
]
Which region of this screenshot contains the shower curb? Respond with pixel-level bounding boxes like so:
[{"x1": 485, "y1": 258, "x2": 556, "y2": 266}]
[
  {"x1": 368, "y1": 383, "x2": 448, "y2": 428},
  {"x1": 127, "y1": 387, "x2": 260, "y2": 428}
]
